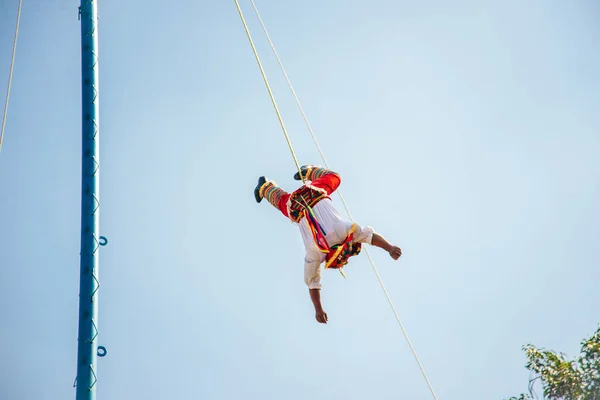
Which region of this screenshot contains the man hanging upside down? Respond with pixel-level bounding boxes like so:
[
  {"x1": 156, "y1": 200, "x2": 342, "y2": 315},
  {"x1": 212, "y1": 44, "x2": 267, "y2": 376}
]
[{"x1": 254, "y1": 165, "x2": 402, "y2": 324}]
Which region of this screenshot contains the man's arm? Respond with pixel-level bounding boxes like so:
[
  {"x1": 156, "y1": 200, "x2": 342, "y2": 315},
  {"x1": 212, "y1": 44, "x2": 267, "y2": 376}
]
[
  {"x1": 309, "y1": 289, "x2": 328, "y2": 324},
  {"x1": 372, "y1": 232, "x2": 402, "y2": 260},
  {"x1": 305, "y1": 256, "x2": 328, "y2": 324}
]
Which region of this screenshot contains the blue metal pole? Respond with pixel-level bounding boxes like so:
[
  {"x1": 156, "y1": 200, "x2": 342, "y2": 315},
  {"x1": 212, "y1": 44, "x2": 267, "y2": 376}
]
[{"x1": 76, "y1": 0, "x2": 101, "y2": 399}]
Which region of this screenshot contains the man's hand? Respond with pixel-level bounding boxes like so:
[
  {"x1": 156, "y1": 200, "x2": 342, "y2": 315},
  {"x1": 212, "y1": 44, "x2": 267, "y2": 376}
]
[
  {"x1": 309, "y1": 288, "x2": 328, "y2": 324},
  {"x1": 315, "y1": 308, "x2": 328, "y2": 324},
  {"x1": 389, "y1": 246, "x2": 402, "y2": 260},
  {"x1": 372, "y1": 233, "x2": 402, "y2": 261}
]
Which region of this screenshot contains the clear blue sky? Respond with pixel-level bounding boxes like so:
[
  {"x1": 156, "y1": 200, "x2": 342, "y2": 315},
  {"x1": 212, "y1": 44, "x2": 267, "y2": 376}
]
[{"x1": 1, "y1": 0, "x2": 599, "y2": 399}]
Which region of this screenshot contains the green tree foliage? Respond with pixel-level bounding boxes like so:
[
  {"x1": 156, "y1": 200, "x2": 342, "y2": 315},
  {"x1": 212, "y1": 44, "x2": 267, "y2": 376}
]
[{"x1": 509, "y1": 325, "x2": 600, "y2": 400}]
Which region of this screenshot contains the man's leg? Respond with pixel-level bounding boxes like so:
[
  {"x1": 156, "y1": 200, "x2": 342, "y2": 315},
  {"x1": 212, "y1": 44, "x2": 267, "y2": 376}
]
[
  {"x1": 295, "y1": 166, "x2": 341, "y2": 196},
  {"x1": 254, "y1": 177, "x2": 291, "y2": 218}
]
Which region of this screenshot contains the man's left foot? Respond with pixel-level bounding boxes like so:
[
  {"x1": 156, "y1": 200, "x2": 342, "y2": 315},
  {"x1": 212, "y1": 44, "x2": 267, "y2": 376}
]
[{"x1": 254, "y1": 176, "x2": 267, "y2": 203}]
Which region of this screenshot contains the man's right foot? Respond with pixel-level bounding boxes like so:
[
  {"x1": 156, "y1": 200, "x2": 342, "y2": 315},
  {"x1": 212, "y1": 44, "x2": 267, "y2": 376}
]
[
  {"x1": 293, "y1": 165, "x2": 316, "y2": 181},
  {"x1": 254, "y1": 176, "x2": 267, "y2": 203}
]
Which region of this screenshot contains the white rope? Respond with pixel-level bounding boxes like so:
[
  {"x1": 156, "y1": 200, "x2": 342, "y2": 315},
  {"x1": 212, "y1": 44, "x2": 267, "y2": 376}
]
[
  {"x1": 247, "y1": 1, "x2": 439, "y2": 398},
  {"x1": 1, "y1": 0, "x2": 23, "y2": 152},
  {"x1": 232, "y1": 0, "x2": 304, "y2": 182}
]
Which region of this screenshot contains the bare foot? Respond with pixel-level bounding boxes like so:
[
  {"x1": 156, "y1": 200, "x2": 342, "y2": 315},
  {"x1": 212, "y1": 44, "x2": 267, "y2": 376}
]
[{"x1": 389, "y1": 246, "x2": 402, "y2": 260}]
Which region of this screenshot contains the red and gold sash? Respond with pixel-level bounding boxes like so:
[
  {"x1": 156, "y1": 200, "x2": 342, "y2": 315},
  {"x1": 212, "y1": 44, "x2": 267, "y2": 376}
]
[
  {"x1": 289, "y1": 185, "x2": 362, "y2": 276},
  {"x1": 303, "y1": 204, "x2": 362, "y2": 277}
]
